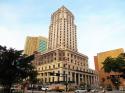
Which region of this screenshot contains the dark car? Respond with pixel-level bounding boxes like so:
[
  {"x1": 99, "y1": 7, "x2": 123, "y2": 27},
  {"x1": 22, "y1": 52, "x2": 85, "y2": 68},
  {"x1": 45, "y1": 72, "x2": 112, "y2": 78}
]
[{"x1": 107, "y1": 88, "x2": 112, "y2": 91}]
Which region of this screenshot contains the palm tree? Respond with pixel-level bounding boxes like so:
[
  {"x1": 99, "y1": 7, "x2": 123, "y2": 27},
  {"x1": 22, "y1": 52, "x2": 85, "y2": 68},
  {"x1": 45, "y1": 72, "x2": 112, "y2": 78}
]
[
  {"x1": 102, "y1": 57, "x2": 115, "y2": 73},
  {"x1": 0, "y1": 45, "x2": 37, "y2": 93},
  {"x1": 102, "y1": 54, "x2": 125, "y2": 89},
  {"x1": 102, "y1": 55, "x2": 125, "y2": 73},
  {"x1": 118, "y1": 53, "x2": 125, "y2": 59}
]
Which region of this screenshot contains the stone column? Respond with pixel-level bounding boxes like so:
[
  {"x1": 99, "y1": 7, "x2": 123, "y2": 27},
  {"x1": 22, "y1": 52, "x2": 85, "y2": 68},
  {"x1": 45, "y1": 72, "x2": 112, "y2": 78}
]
[
  {"x1": 74, "y1": 72, "x2": 76, "y2": 85},
  {"x1": 94, "y1": 76, "x2": 96, "y2": 88},
  {"x1": 88, "y1": 75, "x2": 90, "y2": 85},
  {"x1": 83, "y1": 75, "x2": 85, "y2": 83},
  {"x1": 60, "y1": 68, "x2": 63, "y2": 82},
  {"x1": 90, "y1": 76, "x2": 92, "y2": 85},
  {"x1": 85, "y1": 75, "x2": 87, "y2": 85},
  {"x1": 78, "y1": 73, "x2": 80, "y2": 85}
]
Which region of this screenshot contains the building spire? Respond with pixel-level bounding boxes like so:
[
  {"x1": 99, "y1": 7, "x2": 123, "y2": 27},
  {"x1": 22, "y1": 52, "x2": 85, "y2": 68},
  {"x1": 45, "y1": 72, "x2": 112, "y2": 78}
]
[
  {"x1": 59, "y1": 5, "x2": 69, "y2": 11},
  {"x1": 60, "y1": 5, "x2": 66, "y2": 9}
]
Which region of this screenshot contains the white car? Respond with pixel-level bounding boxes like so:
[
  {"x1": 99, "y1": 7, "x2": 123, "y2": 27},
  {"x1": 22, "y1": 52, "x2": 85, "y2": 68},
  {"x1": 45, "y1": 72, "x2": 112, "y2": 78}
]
[
  {"x1": 41, "y1": 87, "x2": 49, "y2": 91},
  {"x1": 91, "y1": 89, "x2": 98, "y2": 93},
  {"x1": 75, "y1": 89, "x2": 87, "y2": 93}
]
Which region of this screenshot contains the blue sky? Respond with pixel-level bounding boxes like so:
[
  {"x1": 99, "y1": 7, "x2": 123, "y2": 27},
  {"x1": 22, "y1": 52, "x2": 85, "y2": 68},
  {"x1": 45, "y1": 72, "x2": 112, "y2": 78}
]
[{"x1": 0, "y1": 0, "x2": 125, "y2": 69}]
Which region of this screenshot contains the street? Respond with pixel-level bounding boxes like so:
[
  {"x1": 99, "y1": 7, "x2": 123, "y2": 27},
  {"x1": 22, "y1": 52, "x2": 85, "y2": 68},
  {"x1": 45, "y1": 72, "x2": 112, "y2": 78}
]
[{"x1": 27, "y1": 90, "x2": 125, "y2": 93}]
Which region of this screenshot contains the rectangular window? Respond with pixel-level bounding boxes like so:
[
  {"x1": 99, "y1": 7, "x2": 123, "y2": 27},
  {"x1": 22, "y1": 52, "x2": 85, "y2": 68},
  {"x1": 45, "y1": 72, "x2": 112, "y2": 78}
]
[
  {"x1": 49, "y1": 66, "x2": 51, "y2": 69},
  {"x1": 64, "y1": 64, "x2": 66, "y2": 68},
  {"x1": 53, "y1": 65, "x2": 55, "y2": 68},
  {"x1": 58, "y1": 63, "x2": 60, "y2": 67}
]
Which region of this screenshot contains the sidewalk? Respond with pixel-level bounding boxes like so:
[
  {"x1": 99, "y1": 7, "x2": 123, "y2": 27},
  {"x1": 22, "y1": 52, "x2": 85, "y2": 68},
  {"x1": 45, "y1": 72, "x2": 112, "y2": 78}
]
[
  {"x1": 27, "y1": 90, "x2": 75, "y2": 93},
  {"x1": 65, "y1": 92, "x2": 74, "y2": 93}
]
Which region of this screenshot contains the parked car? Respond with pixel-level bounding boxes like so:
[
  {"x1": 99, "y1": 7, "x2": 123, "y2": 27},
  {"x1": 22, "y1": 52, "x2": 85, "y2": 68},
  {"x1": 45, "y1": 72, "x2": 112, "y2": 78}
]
[
  {"x1": 101, "y1": 89, "x2": 106, "y2": 93},
  {"x1": 106, "y1": 87, "x2": 112, "y2": 91},
  {"x1": 91, "y1": 89, "x2": 98, "y2": 93},
  {"x1": 75, "y1": 88, "x2": 87, "y2": 93},
  {"x1": 119, "y1": 86, "x2": 125, "y2": 91},
  {"x1": 41, "y1": 87, "x2": 49, "y2": 91}
]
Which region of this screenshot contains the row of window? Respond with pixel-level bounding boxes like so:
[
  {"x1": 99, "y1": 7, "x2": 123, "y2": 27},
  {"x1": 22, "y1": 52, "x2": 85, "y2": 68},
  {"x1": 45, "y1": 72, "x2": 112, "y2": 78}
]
[
  {"x1": 39, "y1": 70, "x2": 95, "y2": 79},
  {"x1": 38, "y1": 53, "x2": 87, "y2": 66},
  {"x1": 40, "y1": 77, "x2": 95, "y2": 84},
  {"x1": 40, "y1": 52, "x2": 85, "y2": 60},
  {"x1": 51, "y1": 23, "x2": 73, "y2": 31},
  {"x1": 37, "y1": 64, "x2": 87, "y2": 72},
  {"x1": 53, "y1": 15, "x2": 73, "y2": 22},
  {"x1": 39, "y1": 58, "x2": 87, "y2": 66}
]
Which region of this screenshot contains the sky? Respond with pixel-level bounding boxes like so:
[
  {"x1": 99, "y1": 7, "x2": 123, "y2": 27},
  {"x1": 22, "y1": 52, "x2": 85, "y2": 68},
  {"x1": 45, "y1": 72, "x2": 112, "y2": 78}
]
[{"x1": 0, "y1": 0, "x2": 125, "y2": 69}]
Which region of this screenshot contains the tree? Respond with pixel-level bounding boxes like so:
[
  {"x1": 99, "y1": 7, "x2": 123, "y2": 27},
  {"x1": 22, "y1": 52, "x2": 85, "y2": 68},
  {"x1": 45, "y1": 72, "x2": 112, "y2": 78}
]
[
  {"x1": 102, "y1": 57, "x2": 115, "y2": 73},
  {"x1": 0, "y1": 45, "x2": 37, "y2": 93},
  {"x1": 102, "y1": 54, "x2": 125, "y2": 89},
  {"x1": 29, "y1": 71, "x2": 38, "y2": 93},
  {"x1": 102, "y1": 55, "x2": 125, "y2": 74}
]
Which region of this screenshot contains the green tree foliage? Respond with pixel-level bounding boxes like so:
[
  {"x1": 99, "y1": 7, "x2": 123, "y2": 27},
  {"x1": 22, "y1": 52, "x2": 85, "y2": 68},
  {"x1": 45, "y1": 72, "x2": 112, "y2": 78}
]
[
  {"x1": 0, "y1": 45, "x2": 37, "y2": 93},
  {"x1": 102, "y1": 53, "x2": 125, "y2": 89},
  {"x1": 102, "y1": 57, "x2": 115, "y2": 73},
  {"x1": 102, "y1": 54, "x2": 125, "y2": 73}
]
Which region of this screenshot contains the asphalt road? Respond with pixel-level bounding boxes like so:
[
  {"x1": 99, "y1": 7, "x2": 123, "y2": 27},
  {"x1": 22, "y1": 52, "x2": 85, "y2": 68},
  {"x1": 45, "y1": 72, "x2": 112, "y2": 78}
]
[
  {"x1": 27, "y1": 90, "x2": 125, "y2": 93},
  {"x1": 27, "y1": 90, "x2": 64, "y2": 93}
]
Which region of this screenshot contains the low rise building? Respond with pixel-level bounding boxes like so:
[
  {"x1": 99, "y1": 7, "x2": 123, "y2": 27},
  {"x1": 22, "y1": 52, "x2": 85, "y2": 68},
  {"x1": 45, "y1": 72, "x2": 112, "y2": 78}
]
[
  {"x1": 35, "y1": 49, "x2": 98, "y2": 87},
  {"x1": 94, "y1": 48, "x2": 125, "y2": 88}
]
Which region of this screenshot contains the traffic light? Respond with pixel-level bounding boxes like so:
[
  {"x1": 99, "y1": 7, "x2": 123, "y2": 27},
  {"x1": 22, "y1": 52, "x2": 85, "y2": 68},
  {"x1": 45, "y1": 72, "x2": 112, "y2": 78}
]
[{"x1": 49, "y1": 72, "x2": 54, "y2": 76}]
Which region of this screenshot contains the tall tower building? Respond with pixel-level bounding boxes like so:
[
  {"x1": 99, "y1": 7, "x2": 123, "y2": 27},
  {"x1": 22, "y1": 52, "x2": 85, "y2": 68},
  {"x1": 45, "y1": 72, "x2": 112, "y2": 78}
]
[
  {"x1": 24, "y1": 36, "x2": 48, "y2": 55},
  {"x1": 48, "y1": 6, "x2": 77, "y2": 51},
  {"x1": 35, "y1": 6, "x2": 98, "y2": 87}
]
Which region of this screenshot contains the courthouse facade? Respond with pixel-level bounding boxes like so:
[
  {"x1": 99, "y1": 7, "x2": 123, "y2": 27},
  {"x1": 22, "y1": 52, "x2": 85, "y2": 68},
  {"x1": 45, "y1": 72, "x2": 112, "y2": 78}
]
[{"x1": 34, "y1": 6, "x2": 98, "y2": 87}]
